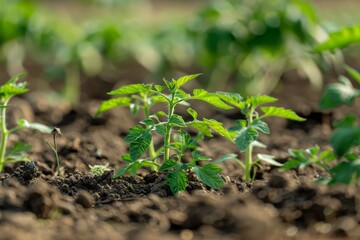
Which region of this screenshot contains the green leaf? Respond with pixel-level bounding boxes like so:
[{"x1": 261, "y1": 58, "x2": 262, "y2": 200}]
[
  {"x1": 174, "y1": 74, "x2": 202, "y2": 89},
  {"x1": 329, "y1": 160, "x2": 360, "y2": 185},
  {"x1": 191, "y1": 151, "x2": 211, "y2": 162},
  {"x1": 212, "y1": 153, "x2": 238, "y2": 164},
  {"x1": 167, "y1": 170, "x2": 188, "y2": 194},
  {"x1": 216, "y1": 91, "x2": 244, "y2": 109},
  {"x1": 261, "y1": 107, "x2": 306, "y2": 121},
  {"x1": 257, "y1": 154, "x2": 283, "y2": 166},
  {"x1": 5, "y1": 142, "x2": 32, "y2": 163},
  {"x1": 154, "y1": 85, "x2": 166, "y2": 92},
  {"x1": 187, "y1": 108, "x2": 198, "y2": 120},
  {"x1": 331, "y1": 126, "x2": 360, "y2": 157},
  {"x1": 0, "y1": 74, "x2": 28, "y2": 99},
  {"x1": 193, "y1": 164, "x2": 224, "y2": 189},
  {"x1": 113, "y1": 164, "x2": 131, "y2": 179},
  {"x1": 169, "y1": 114, "x2": 186, "y2": 127},
  {"x1": 17, "y1": 119, "x2": 52, "y2": 133},
  {"x1": 155, "y1": 124, "x2": 167, "y2": 136},
  {"x1": 125, "y1": 126, "x2": 152, "y2": 161},
  {"x1": 319, "y1": 78, "x2": 359, "y2": 110},
  {"x1": 188, "y1": 121, "x2": 212, "y2": 137},
  {"x1": 234, "y1": 127, "x2": 258, "y2": 151},
  {"x1": 345, "y1": 65, "x2": 360, "y2": 84},
  {"x1": 159, "y1": 160, "x2": 178, "y2": 171},
  {"x1": 96, "y1": 97, "x2": 131, "y2": 115},
  {"x1": 252, "y1": 119, "x2": 270, "y2": 134},
  {"x1": 246, "y1": 95, "x2": 278, "y2": 108},
  {"x1": 108, "y1": 84, "x2": 152, "y2": 95},
  {"x1": 192, "y1": 89, "x2": 233, "y2": 110},
  {"x1": 315, "y1": 25, "x2": 360, "y2": 52},
  {"x1": 120, "y1": 154, "x2": 132, "y2": 163},
  {"x1": 203, "y1": 118, "x2": 234, "y2": 141}
]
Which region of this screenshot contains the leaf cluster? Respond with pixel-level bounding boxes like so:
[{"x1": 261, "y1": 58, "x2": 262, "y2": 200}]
[{"x1": 284, "y1": 66, "x2": 360, "y2": 185}]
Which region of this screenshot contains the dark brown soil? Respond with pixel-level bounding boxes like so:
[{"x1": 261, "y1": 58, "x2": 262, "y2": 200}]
[{"x1": 1, "y1": 70, "x2": 360, "y2": 240}]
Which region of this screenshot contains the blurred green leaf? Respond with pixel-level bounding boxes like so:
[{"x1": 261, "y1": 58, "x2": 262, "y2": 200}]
[
  {"x1": 96, "y1": 97, "x2": 131, "y2": 115},
  {"x1": 315, "y1": 25, "x2": 360, "y2": 52}
]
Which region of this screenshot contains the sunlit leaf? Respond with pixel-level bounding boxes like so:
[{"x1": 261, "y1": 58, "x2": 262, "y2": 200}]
[
  {"x1": 246, "y1": 95, "x2": 278, "y2": 108},
  {"x1": 108, "y1": 84, "x2": 152, "y2": 95},
  {"x1": 192, "y1": 89, "x2": 233, "y2": 110},
  {"x1": 174, "y1": 74, "x2": 202, "y2": 89},
  {"x1": 169, "y1": 114, "x2": 186, "y2": 127},
  {"x1": 261, "y1": 107, "x2": 305, "y2": 121},
  {"x1": 315, "y1": 25, "x2": 360, "y2": 52},
  {"x1": 96, "y1": 97, "x2": 131, "y2": 115},
  {"x1": 203, "y1": 118, "x2": 234, "y2": 141}
]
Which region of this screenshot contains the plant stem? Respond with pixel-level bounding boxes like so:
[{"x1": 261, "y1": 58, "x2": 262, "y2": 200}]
[
  {"x1": 143, "y1": 94, "x2": 157, "y2": 161},
  {"x1": 0, "y1": 99, "x2": 9, "y2": 173},
  {"x1": 164, "y1": 99, "x2": 175, "y2": 162},
  {"x1": 244, "y1": 108, "x2": 255, "y2": 183}
]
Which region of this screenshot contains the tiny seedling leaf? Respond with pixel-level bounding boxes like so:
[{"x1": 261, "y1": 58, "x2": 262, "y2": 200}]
[
  {"x1": 261, "y1": 107, "x2": 306, "y2": 121},
  {"x1": 108, "y1": 84, "x2": 152, "y2": 95},
  {"x1": 96, "y1": 97, "x2": 131, "y2": 115}
]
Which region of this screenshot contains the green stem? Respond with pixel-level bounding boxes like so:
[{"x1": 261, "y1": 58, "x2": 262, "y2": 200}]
[
  {"x1": 0, "y1": 99, "x2": 9, "y2": 173},
  {"x1": 244, "y1": 108, "x2": 254, "y2": 183},
  {"x1": 143, "y1": 94, "x2": 157, "y2": 161},
  {"x1": 164, "y1": 101, "x2": 175, "y2": 162}
]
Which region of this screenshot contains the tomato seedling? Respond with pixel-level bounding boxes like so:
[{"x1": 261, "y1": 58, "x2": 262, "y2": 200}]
[
  {"x1": 217, "y1": 93, "x2": 306, "y2": 183},
  {"x1": 97, "y1": 74, "x2": 236, "y2": 194},
  {"x1": 0, "y1": 73, "x2": 52, "y2": 173}
]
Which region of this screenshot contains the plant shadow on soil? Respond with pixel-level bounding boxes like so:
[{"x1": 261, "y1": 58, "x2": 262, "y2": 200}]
[{"x1": 1, "y1": 72, "x2": 360, "y2": 240}]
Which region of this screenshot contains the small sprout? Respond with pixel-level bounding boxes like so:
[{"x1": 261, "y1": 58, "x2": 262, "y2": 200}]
[
  {"x1": 89, "y1": 163, "x2": 110, "y2": 175},
  {"x1": 45, "y1": 127, "x2": 62, "y2": 176}
]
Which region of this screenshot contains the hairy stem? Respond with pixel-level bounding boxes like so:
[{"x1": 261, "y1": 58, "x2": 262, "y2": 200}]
[
  {"x1": 164, "y1": 100, "x2": 175, "y2": 162},
  {"x1": 0, "y1": 99, "x2": 9, "y2": 173},
  {"x1": 244, "y1": 108, "x2": 255, "y2": 183}
]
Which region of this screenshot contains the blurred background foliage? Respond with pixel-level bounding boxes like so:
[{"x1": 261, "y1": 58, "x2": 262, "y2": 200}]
[{"x1": 0, "y1": 0, "x2": 357, "y2": 103}]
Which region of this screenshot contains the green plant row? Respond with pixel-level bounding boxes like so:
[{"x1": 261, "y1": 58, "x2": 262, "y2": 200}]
[{"x1": 97, "y1": 74, "x2": 304, "y2": 194}]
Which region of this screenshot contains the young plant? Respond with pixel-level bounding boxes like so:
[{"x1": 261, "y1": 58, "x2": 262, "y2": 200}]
[
  {"x1": 217, "y1": 93, "x2": 306, "y2": 183},
  {"x1": 0, "y1": 73, "x2": 52, "y2": 173},
  {"x1": 284, "y1": 66, "x2": 360, "y2": 185},
  {"x1": 45, "y1": 127, "x2": 62, "y2": 176},
  {"x1": 97, "y1": 74, "x2": 236, "y2": 194},
  {"x1": 89, "y1": 163, "x2": 111, "y2": 175}
]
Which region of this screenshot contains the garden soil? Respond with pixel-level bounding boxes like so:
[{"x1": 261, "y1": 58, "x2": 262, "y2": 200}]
[{"x1": 1, "y1": 70, "x2": 360, "y2": 240}]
